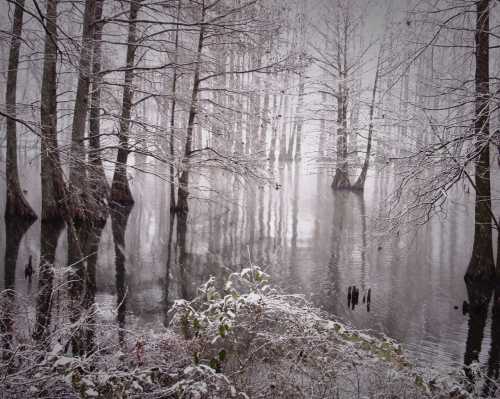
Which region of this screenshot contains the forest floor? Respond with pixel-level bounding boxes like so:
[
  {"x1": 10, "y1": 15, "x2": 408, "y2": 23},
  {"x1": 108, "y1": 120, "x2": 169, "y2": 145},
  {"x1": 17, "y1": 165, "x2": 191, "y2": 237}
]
[{"x1": 0, "y1": 268, "x2": 478, "y2": 398}]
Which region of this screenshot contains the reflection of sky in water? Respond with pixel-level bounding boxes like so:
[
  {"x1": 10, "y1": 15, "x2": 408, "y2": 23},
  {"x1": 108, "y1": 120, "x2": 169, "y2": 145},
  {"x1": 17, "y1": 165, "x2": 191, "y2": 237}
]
[{"x1": 1, "y1": 158, "x2": 499, "y2": 373}]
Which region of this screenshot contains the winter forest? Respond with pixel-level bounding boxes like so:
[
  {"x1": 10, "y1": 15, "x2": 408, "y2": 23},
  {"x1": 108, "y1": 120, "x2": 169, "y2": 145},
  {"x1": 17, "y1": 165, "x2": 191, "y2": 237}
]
[{"x1": 0, "y1": 0, "x2": 500, "y2": 397}]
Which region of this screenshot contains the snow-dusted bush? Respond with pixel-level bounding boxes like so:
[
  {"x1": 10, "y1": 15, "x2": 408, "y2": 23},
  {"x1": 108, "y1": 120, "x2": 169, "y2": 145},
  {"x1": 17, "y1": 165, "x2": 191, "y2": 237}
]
[
  {"x1": 0, "y1": 266, "x2": 485, "y2": 398},
  {"x1": 169, "y1": 266, "x2": 470, "y2": 398}
]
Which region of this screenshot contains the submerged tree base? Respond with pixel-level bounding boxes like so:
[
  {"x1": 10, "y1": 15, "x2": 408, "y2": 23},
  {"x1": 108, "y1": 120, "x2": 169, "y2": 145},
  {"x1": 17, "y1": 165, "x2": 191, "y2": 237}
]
[
  {"x1": 110, "y1": 166, "x2": 134, "y2": 207},
  {"x1": 331, "y1": 169, "x2": 351, "y2": 190},
  {"x1": 42, "y1": 202, "x2": 67, "y2": 223},
  {"x1": 5, "y1": 190, "x2": 37, "y2": 221},
  {"x1": 465, "y1": 252, "x2": 496, "y2": 283},
  {"x1": 110, "y1": 185, "x2": 135, "y2": 207}
]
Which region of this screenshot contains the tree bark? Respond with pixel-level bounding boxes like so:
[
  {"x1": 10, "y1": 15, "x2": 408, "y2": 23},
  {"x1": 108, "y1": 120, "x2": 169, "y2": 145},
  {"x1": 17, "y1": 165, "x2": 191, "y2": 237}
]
[
  {"x1": 294, "y1": 69, "x2": 305, "y2": 161},
  {"x1": 352, "y1": 48, "x2": 382, "y2": 191},
  {"x1": 318, "y1": 90, "x2": 327, "y2": 159},
  {"x1": 110, "y1": 0, "x2": 142, "y2": 205},
  {"x1": 260, "y1": 75, "x2": 270, "y2": 156},
  {"x1": 269, "y1": 81, "x2": 281, "y2": 162},
  {"x1": 168, "y1": 0, "x2": 181, "y2": 213},
  {"x1": 40, "y1": 0, "x2": 67, "y2": 221},
  {"x1": 69, "y1": 0, "x2": 98, "y2": 220},
  {"x1": 332, "y1": 25, "x2": 350, "y2": 189},
  {"x1": 5, "y1": 0, "x2": 37, "y2": 220},
  {"x1": 466, "y1": 0, "x2": 495, "y2": 282},
  {"x1": 174, "y1": 4, "x2": 206, "y2": 214},
  {"x1": 88, "y1": 0, "x2": 110, "y2": 208},
  {"x1": 278, "y1": 82, "x2": 289, "y2": 162},
  {"x1": 331, "y1": 80, "x2": 350, "y2": 189}
]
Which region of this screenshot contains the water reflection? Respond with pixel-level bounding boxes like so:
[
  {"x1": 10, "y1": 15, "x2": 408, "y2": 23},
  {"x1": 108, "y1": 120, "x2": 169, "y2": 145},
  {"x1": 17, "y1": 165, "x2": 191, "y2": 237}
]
[
  {"x1": 484, "y1": 283, "x2": 500, "y2": 396},
  {"x1": 176, "y1": 212, "x2": 190, "y2": 302},
  {"x1": 111, "y1": 204, "x2": 133, "y2": 347},
  {"x1": 1, "y1": 162, "x2": 499, "y2": 373},
  {"x1": 67, "y1": 220, "x2": 107, "y2": 355},
  {"x1": 462, "y1": 280, "x2": 500, "y2": 396},
  {"x1": 33, "y1": 220, "x2": 64, "y2": 342},
  {"x1": 68, "y1": 223, "x2": 90, "y2": 355},
  {"x1": 162, "y1": 215, "x2": 175, "y2": 326},
  {"x1": 82, "y1": 221, "x2": 106, "y2": 354},
  {"x1": 463, "y1": 281, "x2": 493, "y2": 387},
  {"x1": 1, "y1": 218, "x2": 34, "y2": 360}
]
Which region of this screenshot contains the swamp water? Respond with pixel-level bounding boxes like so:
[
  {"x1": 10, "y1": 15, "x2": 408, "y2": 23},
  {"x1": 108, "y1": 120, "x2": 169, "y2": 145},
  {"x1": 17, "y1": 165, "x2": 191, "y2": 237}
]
[{"x1": 1, "y1": 160, "x2": 499, "y2": 374}]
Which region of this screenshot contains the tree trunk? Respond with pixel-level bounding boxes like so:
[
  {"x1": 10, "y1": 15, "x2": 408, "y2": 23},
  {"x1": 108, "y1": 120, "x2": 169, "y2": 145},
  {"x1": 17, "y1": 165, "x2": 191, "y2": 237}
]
[
  {"x1": 497, "y1": 224, "x2": 499, "y2": 272},
  {"x1": 466, "y1": 0, "x2": 495, "y2": 282},
  {"x1": 269, "y1": 82, "x2": 281, "y2": 162},
  {"x1": 332, "y1": 82, "x2": 350, "y2": 189},
  {"x1": 278, "y1": 83, "x2": 289, "y2": 161},
  {"x1": 88, "y1": 0, "x2": 110, "y2": 207},
  {"x1": 294, "y1": 69, "x2": 305, "y2": 161},
  {"x1": 352, "y1": 48, "x2": 382, "y2": 191},
  {"x1": 40, "y1": 0, "x2": 67, "y2": 221},
  {"x1": 318, "y1": 91, "x2": 326, "y2": 159},
  {"x1": 260, "y1": 76, "x2": 270, "y2": 156},
  {"x1": 168, "y1": 0, "x2": 181, "y2": 213},
  {"x1": 332, "y1": 22, "x2": 350, "y2": 189},
  {"x1": 69, "y1": 0, "x2": 97, "y2": 220},
  {"x1": 4, "y1": 0, "x2": 37, "y2": 220},
  {"x1": 174, "y1": 5, "x2": 206, "y2": 214},
  {"x1": 110, "y1": 0, "x2": 141, "y2": 205}
]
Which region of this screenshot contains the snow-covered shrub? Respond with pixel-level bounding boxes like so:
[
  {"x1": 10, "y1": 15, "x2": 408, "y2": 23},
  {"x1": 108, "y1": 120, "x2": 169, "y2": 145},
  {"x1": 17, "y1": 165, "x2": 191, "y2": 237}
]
[
  {"x1": 169, "y1": 266, "x2": 466, "y2": 398},
  {"x1": 1, "y1": 266, "x2": 485, "y2": 398}
]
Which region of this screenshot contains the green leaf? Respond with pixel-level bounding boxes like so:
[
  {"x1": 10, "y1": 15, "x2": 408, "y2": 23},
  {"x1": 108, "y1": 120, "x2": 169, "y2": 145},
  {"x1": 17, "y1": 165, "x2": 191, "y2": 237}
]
[
  {"x1": 193, "y1": 318, "x2": 201, "y2": 330},
  {"x1": 218, "y1": 324, "x2": 226, "y2": 337},
  {"x1": 209, "y1": 358, "x2": 219, "y2": 371}
]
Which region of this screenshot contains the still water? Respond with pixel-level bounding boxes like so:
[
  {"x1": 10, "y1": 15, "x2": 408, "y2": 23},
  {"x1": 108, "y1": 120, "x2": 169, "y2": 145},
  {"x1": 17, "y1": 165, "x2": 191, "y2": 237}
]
[{"x1": 1, "y1": 159, "x2": 499, "y2": 373}]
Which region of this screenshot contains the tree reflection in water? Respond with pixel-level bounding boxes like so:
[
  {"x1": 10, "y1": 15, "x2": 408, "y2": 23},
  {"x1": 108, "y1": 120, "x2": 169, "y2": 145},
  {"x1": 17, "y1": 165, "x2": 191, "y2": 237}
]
[
  {"x1": 482, "y1": 283, "x2": 500, "y2": 397},
  {"x1": 33, "y1": 220, "x2": 64, "y2": 343},
  {"x1": 111, "y1": 204, "x2": 133, "y2": 348},
  {"x1": 1, "y1": 218, "x2": 34, "y2": 361},
  {"x1": 67, "y1": 218, "x2": 107, "y2": 356},
  {"x1": 462, "y1": 279, "x2": 500, "y2": 396}
]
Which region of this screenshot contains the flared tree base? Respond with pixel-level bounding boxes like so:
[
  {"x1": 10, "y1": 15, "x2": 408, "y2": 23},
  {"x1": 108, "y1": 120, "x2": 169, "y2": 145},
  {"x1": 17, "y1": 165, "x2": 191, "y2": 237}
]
[
  {"x1": 331, "y1": 169, "x2": 351, "y2": 190},
  {"x1": 171, "y1": 196, "x2": 188, "y2": 215},
  {"x1": 110, "y1": 173, "x2": 134, "y2": 207},
  {"x1": 5, "y1": 189, "x2": 37, "y2": 221},
  {"x1": 465, "y1": 248, "x2": 495, "y2": 283}
]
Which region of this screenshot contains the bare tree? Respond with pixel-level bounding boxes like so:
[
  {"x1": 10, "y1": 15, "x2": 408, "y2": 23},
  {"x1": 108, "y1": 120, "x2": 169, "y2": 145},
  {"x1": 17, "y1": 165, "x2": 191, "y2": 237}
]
[
  {"x1": 88, "y1": 0, "x2": 110, "y2": 205},
  {"x1": 110, "y1": 0, "x2": 142, "y2": 205},
  {"x1": 68, "y1": 0, "x2": 102, "y2": 222},
  {"x1": 4, "y1": 0, "x2": 37, "y2": 220},
  {"x1": 352, "y1": 44, "x2": 383, "y2": 191},
  {"x1": 40, "y1": 0, "x2": 67, "y2": 221},
  {"x1": 173, "y1": 1, "x2": 206, "y2": 214},
  {"x1": 465, "y1": 0, "x2": 495, "y2": 282},
  {"x1": 168, "y1": 0, "x2": 181, "y2": 212}
]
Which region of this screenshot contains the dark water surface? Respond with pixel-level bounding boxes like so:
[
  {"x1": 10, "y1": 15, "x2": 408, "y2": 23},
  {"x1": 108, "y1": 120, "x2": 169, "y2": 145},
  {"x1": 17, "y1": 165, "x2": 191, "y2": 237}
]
[{"x1": 1, "y1": 160, "x2": 499, "y2": 373}]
